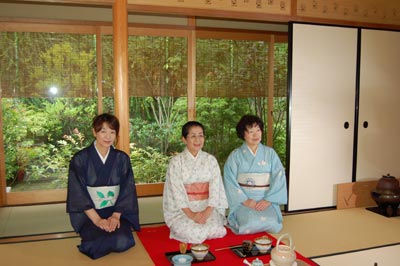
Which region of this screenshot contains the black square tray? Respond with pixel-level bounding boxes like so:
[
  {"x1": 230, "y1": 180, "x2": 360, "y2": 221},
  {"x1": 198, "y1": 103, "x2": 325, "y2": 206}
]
[
  {"x1": 165, "y1": 250, "x2": 216, "y2": 264},
  {"x1": 230, "y1": 245, "x2": 273, "y2": 258}
]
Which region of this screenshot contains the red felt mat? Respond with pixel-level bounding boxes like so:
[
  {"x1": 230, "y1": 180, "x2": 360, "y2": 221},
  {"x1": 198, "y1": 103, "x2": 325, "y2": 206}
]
[{"x1": 137, "y1": 225, "x2": 318, "y2": 266}]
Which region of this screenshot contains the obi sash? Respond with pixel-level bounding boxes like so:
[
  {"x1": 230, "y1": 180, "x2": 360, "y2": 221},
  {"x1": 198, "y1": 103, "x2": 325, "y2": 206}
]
[
  {"x1": 184, "y1": 182, "x2": 209, "y2": 201},
  {"x1": 238, "y1": 173, "x2": 270, "y2": 190},
  {"x1": 87, "y1": 185, "x2": 120, "y2": 209}
]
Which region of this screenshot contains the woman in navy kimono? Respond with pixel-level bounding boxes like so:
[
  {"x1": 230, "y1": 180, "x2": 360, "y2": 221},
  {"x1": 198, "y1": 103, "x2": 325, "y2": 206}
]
[
  {"x1": 224, "y1": 115, "x2": 287, "y2": 234},
  {"x1": 67, "y1": 113, "x2": 140, "y2": 259}
]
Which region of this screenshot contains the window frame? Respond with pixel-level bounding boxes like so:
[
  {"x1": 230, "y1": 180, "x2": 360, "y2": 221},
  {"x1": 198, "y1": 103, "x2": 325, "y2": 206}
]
[{"x1": 0, "y1": 19, "x2": 287, "y2": 206}]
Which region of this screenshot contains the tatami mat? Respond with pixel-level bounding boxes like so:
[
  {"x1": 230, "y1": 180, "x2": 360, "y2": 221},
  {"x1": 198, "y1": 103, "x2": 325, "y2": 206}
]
[
  {"x1": 0, "y1": 196, "x2": 164, "y2": 238},
  {"x1": 271, "y1": 208, "x2": 400, "y2": 258},
  {"x1": 1, "y1": 199, "x2": 399, "y2": 266},
  {"x1": 313, "y1": 243, "x2": 400, "y2": 266},
  {"x1": 0, "y1": 203, "x2": 72, "y2": 237},
  {"x1": 0, "y1": 233, "x2": 153, "y2": 266}
]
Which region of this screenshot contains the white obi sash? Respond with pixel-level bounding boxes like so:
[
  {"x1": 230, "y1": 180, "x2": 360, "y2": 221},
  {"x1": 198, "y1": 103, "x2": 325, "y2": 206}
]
[
  {"x1": 238, "y1": 173, "x2": 270, "y2": 191},
  {"x1": 87, "y1": 185, "x2": 120, "y2": 209}
]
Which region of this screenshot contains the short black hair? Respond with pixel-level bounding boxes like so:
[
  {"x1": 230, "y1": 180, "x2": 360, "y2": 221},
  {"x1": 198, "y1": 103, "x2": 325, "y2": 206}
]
[
  {"x1": 236, "y1": 115, "x2": 264, "y2": 140},
  {"x1": 182, "y1": 121, "x2": 205, "y2": 138},
  {"x1": 92, "y1": 113, "x2": 120, "y2": 136}
]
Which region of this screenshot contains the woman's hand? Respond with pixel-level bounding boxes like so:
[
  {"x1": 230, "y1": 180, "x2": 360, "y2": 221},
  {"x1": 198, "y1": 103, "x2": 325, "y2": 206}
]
[
  {"x1": 85, "y1": 208, "x2": 111, "y2": 232},
  {"x1": 182, "y1": 207, "x2": 212, "y2": 224},
  {"x1": 107, "y1": 214, "x2": 121, "y2": 232},
  {"x1": 195, "y1": 206, "x2": 213, "y2": 224},
  {"x1": 242, "y1": 199, "x2": 257, "y2": 209},
  {"x1": 95, "y1": 218, "x2": 111, "y2": 231},
  {"x1": 255, "y1": 200, "x2": 271, "y2": 211}
]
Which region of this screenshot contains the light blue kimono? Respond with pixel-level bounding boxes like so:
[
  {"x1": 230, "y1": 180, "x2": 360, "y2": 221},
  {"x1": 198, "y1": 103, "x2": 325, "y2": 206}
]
[{"x1": 223, "y1": 143, "x2": 287, "y2": 234}]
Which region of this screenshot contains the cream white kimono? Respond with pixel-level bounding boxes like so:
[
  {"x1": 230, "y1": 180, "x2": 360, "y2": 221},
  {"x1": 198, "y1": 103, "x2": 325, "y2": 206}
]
[{"x1": 163, "y1": 148, "x2": 228, "y2": 244}]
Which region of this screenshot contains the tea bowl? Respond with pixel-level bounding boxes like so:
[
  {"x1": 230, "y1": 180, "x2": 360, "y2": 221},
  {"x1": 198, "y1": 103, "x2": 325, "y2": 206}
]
[
  {"x1": 172, "y1": 254, "x2": 193, "y2": 266},
  {"x1": 254, "y1": 236, "x2": 272, "y2": 254},
  {"x1": 190, "y1": 243, "x2": 209, "y2": 261}
]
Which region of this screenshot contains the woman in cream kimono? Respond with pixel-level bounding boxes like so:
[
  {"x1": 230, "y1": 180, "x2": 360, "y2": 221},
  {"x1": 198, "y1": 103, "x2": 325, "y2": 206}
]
[
  {"x1": 224, "y1": 115, "x2": 287, "y2": 234},
  {"x1": 163, "y1": 121, "x2": 228, "y2": 244}
]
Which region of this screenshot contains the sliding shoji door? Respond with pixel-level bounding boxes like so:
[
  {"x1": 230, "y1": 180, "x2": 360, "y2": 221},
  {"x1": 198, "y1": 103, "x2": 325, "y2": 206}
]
[
  {"x1": 356, "y1": 29, "x2": 400, "y2": 181},
  {"x1": 287, "y1": 23, "x2": 358, "y2": 211}
]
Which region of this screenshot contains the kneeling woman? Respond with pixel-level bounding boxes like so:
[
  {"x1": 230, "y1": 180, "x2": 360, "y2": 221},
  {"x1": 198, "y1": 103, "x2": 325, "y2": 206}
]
[
  {"x1": 67, "y1": 113, "x2": 140, "y2": 259},
  {"x1": 163, "y1": 121, "x2": 228, "y2": 244},
  {"x1": 224, "y1": 115, "x2": 287, "y2": 234}
]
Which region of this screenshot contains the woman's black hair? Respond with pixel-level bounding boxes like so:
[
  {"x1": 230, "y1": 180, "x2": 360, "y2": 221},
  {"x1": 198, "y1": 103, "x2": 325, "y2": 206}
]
[
  {"x1": 92, "y1": 113, "x2": 120, "y2": 136},
  {"x1": 236, "y1": 115, "x2": 264, "y2": 140},
  {"x1": 181, "y1": 121, "x2": 205, "y2": 138}
]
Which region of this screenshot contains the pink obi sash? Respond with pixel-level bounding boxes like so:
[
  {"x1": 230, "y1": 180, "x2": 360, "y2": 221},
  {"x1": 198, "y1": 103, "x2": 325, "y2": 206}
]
[{"x1": 184, "y1": 182, "x2": 209, "y2": 201}]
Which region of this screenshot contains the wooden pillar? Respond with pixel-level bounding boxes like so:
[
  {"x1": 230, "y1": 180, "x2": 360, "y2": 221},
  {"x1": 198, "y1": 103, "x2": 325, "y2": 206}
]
[
  {"x1": 96, "y1": 27, "x2": 103, "y2": 114},
  {"x1": 113, "y1": 0, "x2": 130, "y2": 154},
  {"x1": 0, "y1": 98, "x2": 6, "y2": 206},
  {"x1": 267, "y1": 35, "x2": 275, "y2": 147},
  {"x1": 187, "y1": 17, "x2": 196, "y2": 121}
]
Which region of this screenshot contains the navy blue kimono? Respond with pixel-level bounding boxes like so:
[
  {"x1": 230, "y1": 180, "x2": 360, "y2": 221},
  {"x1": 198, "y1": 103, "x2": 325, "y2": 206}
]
[{"x1": 67, "y1": 143, "x2": 140, "y2": 259}]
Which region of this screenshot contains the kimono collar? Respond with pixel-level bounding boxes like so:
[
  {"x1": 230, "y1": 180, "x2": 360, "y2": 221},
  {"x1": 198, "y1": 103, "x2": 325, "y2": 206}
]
[
  {"x1": 183, "y1": 147, "x2": 202, "y2": 160},
  {"x1": 243, "y1": 142, "x2": 260, "y2": 157},
  {"x1": 93, "y1": 141, "x2": 111, "y2": 164}
]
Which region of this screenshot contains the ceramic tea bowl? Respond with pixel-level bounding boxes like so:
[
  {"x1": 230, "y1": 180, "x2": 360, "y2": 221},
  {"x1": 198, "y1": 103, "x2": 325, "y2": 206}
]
[
  {"x1": 254, "y1": 235, "x2": 272, "y2": 254},
  {"x1": 190, "y1": 243, "x2": 209, "y2": 261},
  {"x1": 172, "y1": 254, "x2": 193, "y2": 266}
]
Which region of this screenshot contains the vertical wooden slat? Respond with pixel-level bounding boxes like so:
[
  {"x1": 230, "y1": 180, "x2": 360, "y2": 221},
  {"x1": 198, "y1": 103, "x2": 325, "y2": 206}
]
[
  {"x1": 0, "y1": 98, "x2": 7, "y2": 206},
  {"x1": 187, "y1": 17, "x2": 196, "y2": 121},
  {"x1": 96, "y1": 27, "x2": 103, "y2": 114},
  {"x1": 113, "y1": 0, "x2": 130, "y2": 154},
  {"x1": 267, "y1": 35, "x2": 275, "y2": 147}
]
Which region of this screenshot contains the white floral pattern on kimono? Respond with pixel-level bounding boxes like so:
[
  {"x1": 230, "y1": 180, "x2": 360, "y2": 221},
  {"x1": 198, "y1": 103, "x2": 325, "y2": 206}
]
[
  {"x1": 224, "y1": 143, "x2": 287, "y2": 234},
  {"x1": 163, "y1": 148, "x2": 228, "y2": 244}
]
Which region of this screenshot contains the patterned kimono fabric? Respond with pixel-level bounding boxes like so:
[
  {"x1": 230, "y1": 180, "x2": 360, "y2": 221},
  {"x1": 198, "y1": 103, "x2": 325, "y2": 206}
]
[
  {"x1": 67, "y1": 144, "x2": 140, "y2": 259},
  {"x1": 224, "y1": 143, "x2": 287, "y2": 234},
  {"x1": 163, "y1": 148, "x2": 228, "y2": 244}
]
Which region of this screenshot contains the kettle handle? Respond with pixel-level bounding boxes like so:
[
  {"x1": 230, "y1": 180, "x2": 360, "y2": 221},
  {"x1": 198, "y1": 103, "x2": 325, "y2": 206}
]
[{"x1": 276, "y1": 233, "x2": 293, "y2": 252}]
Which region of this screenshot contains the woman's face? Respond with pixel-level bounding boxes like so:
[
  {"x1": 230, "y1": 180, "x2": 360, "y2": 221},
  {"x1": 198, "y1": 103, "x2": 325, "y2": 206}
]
[
  {"x1": 93, "y1": 122, "x2": 117, "y2": 150},
  {"x1": 183, "y1": 125, "x2": 204, "y2": 156},
  {"x1": 244, "y1": 124, "x2": 262, "y2": 147}
]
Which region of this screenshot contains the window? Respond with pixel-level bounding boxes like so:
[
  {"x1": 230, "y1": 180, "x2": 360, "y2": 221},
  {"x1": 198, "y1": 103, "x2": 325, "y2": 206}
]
[
  {"x1": 0, "y1": 22, "x2": 287, "y2": 204},
  {"x1": 0, "y1": 31, "x2": 97, "y2": 193}
]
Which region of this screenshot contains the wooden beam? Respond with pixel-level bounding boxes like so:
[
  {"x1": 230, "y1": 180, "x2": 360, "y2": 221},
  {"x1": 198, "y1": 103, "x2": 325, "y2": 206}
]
[
  {"x1": 113, "y1": 0, "x2": 130, "y2": 155},
  {"x1": 187, "y1": 17, "x2": 196, "y2": 121},
  {"x1": 96, "y1": 27, "x2": 103, "y2": 114},
  {"x1": 267, "y1": 34, "x2": 275, "y2": 147},
  {"x1": 5, "y1": 183, "x2": 164, "y2": 206},
  {"x1": 0, "y1": 99, "x2": 6, "y2": 206}
]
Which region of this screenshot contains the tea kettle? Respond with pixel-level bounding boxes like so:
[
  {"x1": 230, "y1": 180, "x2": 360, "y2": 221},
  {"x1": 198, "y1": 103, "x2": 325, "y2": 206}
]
[{"x1": 270, "y1": 233, "x2": 296, "y2": 266}]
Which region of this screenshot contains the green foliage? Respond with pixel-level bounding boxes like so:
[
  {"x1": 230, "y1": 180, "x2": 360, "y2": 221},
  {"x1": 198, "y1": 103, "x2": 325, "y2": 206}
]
[
  {"x1": 2, "y1": 98, "x2": 93, "y2": 186},
  {"x1": 31, "y1": 42, "x2": 95, "y2": 96},
  {"x1": 1, "y1": 31, "x2": 289, "y2": 192},
  {"x1": 130, "y1": 145, "x2": 171, "y2": 183}
]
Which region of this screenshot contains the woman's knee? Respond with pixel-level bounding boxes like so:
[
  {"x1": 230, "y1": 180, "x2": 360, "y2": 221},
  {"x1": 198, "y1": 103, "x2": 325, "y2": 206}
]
[{"x1": 113, "y1": 232, "x2": 135, "y2": 252}]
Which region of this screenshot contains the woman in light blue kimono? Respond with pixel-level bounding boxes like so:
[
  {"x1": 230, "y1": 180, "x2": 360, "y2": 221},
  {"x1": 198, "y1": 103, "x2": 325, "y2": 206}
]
[{"x1": 224, "y1": 115, "x2": 287, "y2": 234}]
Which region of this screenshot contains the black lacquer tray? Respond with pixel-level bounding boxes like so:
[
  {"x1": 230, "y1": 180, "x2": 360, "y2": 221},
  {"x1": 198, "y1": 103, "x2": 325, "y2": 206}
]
[
  {"x1": 230, "y1": 245, "x2": 273, "y2": 258},
  {"x1": 165, "y1": 250, "x2": 216, "y2": 264}
]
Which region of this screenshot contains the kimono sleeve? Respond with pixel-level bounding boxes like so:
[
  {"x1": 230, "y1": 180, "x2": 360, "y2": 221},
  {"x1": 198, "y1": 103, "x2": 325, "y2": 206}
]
[
  {"x1": 66, "y1": 152, "x2": 93, "y2": 232},
  {"x1": 113, "y1": 152, "x2": 140, "y2": 231},
  {"x1": 223, "y1": 150, "x2": 248, "y2": 213},
  {"x1": 163, "y1": 156, "x2": 190, "y2": 211},
  {"x1": 264, "y1": 148, "x2": 287, "y2": 205},
  {"x1": 207, "y1": 155, "x2": 228, "y2": 210}
]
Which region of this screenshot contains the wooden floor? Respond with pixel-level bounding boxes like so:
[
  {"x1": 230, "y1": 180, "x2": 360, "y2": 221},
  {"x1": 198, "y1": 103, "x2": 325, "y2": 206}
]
[{"x1": 0, "y1": 200, "x2": 399, "y2": 266}]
